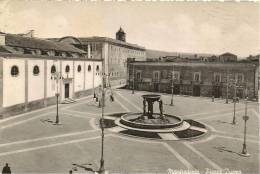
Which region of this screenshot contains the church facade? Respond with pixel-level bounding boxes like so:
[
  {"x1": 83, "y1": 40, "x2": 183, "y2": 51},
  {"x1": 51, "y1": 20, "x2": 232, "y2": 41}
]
[{"x1": 0, "y1": 33, "x2": 103, "y2": 117}]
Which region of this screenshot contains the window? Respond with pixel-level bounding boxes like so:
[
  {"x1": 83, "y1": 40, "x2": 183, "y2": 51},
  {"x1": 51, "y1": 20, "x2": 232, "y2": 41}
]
[
  {"x1": 88, "y1": 65, "x2": 91, "y2": 72},
  {"x1": 11, "y1": 65, "x2": 19, "y2": 77},
  {"x1": 136, "y1": 71, "x2": 141, "y2": 81},
  {"x1": 214, "y1": 73, "x2": 221, "y2": 83},
  {"x1": 33, "y1": 65, "x2": 40, "y2": 76},
  {"x1": 65, "y1": 65, "x2": 70, "y2": 73},
  {"x1": 236, "y1": 73, "x2": 244, "y2": 84},
  {"x1": 153, "y1": 71, "x2": 160, "y2": 81},
  {"x1": 41, "y1": 50, "x2": 48, "y2": 56},
  {"x1": 51, "y1": 65, "x2": 56, "y2": 74},
  {"x1": 194, "y1": 72, "x2": 200, "y2": 82},
  {"x1": 24, "y1": 48, "x2": 32, "y2": 54},
  {"x1": 96, "y1": 65, "x2": 100, "y2": 72},
  {"x1": 55, "y1": 51, "x2": 62, "y2": 56},
  {"x1": 173, "y1": 71, "x2": 180, "y2": 81},
  {"x1": 77, "y1": 65, "x2": 82, "y2": 72}
]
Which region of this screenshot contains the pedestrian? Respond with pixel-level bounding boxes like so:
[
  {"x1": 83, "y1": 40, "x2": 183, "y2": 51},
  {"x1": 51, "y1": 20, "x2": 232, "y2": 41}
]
[{"x1": 2, "y1": 163, "x2": 11, "y2": 174}]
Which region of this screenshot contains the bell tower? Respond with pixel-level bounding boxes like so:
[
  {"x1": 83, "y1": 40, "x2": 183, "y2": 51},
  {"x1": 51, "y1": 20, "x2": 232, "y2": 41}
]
[{"x1": 116, "y1": 27, "x2": 126, "y2": 42}]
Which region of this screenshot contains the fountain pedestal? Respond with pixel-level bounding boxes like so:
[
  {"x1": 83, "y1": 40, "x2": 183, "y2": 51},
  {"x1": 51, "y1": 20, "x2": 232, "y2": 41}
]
[{"x1": 142, "y1": 94, "x2": 161, "y2": 119}]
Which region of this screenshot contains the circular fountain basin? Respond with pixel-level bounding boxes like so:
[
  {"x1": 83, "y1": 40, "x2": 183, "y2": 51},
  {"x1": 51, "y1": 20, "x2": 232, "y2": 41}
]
[{"x1": 119, "y1": 113, "x2": 183, "y2": 129}]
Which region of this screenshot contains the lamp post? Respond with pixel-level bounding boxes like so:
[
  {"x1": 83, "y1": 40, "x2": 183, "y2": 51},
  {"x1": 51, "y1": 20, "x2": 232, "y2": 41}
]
[
  {"x1": 132, "y1": 63, "x2": 135, "y2": 94},
  {"x1": 98, "y1": 72, "x2": 114, "y2": 174},
  {"x1": 232, "y1": 80, "x2": 237, "y2": 125},
  {"x1": 170, "y1": 65, "x2": 174, "y2": 106},
  {"x1": 99, "y1": 73, "x2": 106, "y2": 174},
  {"x1": 51, "y1": 72, "x2": 63, "y2": 125},
  {"x1": 240, "y1": 97, "x2": 250, "y2": 157}
]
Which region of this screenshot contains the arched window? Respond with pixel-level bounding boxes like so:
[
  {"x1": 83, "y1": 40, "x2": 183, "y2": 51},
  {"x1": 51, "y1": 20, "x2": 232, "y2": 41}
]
[
  {"x1": 51, "y1": 65, "x2": 56, "y2": 74},
  {"x1": 33, "y1": 65, "x2": 40, "y2": 75},
  {"x1": 88, "y1": 65, "x2": 91, "y2": 72},
  {"x1": 11, "y1": 65, "x2": 19, "y2": 77},
  {"x1": 96, "y1": 65, "x2": 100, "y2": 72},
  {"x1": 65, "y1": 65, "x2": 70, "y2": 73},
  {"x1": 77, "y1": 65, "x2": 82, "y2": 72}
]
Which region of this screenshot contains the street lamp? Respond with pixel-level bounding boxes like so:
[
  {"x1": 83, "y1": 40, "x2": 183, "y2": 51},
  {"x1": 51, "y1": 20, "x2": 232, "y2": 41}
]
[
  {"x1": 132, "y1": 63, "x2": 135, "y2": 94},
  {"x1": 170, "y1": 65, "x2": 175, "y2": 106},
  {"x1": 232, "y1": 79, "x2": 237, "y2": 125},
  {"x1": 51, "y1": 71, "x2": 63, "y2": 125},
  {"x1": 99, "y1": 73, "x2": 106, "y2": 174},
  {"x1": 98, "y1": 72, "x2": 114, "y2": 174},
  {"x1": 240, "y1": 97, "x2": 250, "y2": 157}
]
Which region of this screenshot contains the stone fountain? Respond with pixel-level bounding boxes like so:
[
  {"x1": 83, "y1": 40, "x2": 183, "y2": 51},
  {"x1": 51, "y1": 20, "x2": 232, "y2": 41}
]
[{"x1": 112, "y1": 94, "x2": 208, "y2": 140}]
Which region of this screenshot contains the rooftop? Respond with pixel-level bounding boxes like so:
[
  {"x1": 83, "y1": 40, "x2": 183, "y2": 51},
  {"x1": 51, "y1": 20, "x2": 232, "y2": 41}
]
[
  {"x1": 146, "y1": 49, "x2": 216, "y2": 59},
  {"x1": 50, "y1": 36, "x2": 145, "y2": 51},
  {"x1": 3, "y1": 33, "x2": 86, "y2": 54},
  {"x1": 131, "y1": 60, "x2": 256, "y2": 68}
]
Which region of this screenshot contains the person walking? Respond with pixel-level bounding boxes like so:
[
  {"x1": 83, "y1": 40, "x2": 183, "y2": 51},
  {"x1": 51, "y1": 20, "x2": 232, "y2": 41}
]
[{"x1": 2, "y1": 163, "x2": 11, "y2": 174}]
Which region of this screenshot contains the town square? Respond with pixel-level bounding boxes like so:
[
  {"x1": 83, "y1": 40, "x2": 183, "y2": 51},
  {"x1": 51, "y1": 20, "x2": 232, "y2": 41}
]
[
  {"x1": 0, "y1": 89, "x2": 258, "y2": 173},
  {"x1": 0, "y1": 1, "x2": 259, "y2": 174}
]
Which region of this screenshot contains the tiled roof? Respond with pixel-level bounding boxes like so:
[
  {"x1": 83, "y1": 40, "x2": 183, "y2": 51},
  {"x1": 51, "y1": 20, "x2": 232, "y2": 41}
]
[
  {"x1": 78, "y1": 37, "x2": 145, "y2": 50},
  {"x1": 219, "y1": 52, "x2": 237, "y2": 57},
  {"x1": 50, "y1": 36, "x2": 145, "y2": 50},
  {"x1": 5, "y1": 34, "x2": 86, "y2": 54}
]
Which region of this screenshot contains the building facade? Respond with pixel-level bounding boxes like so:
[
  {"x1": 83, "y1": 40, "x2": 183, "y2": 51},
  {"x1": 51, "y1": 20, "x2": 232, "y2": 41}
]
[
  {"x1": 127, "y1": 61, "x2": 258, "y2": 100},
  {"x1": 55, "y1": 28, "x2": 146, "y2": 87},
  {"x1": 0, "y1": 33, "x2": 102, "y2": 117}
]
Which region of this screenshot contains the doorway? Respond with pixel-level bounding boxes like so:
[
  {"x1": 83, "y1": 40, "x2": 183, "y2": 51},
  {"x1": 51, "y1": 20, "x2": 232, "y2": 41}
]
[
  {"x1": 213, "y1": 86, "x2": 222, "y2": 98},
  {"x1": 65, "y1": 83, "x2": 70, "y2": 98},
  {"x1": 173, "y1": 85, "x2": 180, "y2": 94},
  {"x1": 193, "y1": 85, "x2": 200, "y2": 96}
]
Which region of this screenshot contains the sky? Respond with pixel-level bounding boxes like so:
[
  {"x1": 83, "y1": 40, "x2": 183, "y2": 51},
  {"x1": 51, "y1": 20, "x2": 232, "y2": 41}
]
[{"x1": 0, "y1": 0, "x2": 259, "y2": 57}]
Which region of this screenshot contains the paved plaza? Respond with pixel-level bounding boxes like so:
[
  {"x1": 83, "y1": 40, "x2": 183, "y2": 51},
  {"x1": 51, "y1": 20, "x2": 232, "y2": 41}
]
[{"x1": 0, "y1": 89, "x2": 258, "y2": 174}]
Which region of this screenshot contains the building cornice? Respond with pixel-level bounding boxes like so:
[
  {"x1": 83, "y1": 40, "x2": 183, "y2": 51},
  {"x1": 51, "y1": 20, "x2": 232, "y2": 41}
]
[{"x1": 0, "y1": 53, "x2": 102, "y2": 62}]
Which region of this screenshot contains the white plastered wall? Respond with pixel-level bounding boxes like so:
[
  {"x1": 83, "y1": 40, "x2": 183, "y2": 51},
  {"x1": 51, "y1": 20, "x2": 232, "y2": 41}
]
[
  {"x1": 74, "y1": 61, "x2": 84, "y2": 92},
  {"x1": 95, "y1": 61, "x2": 102, "y2": 87},
  {"x1": 3, "y1": 58, "x2": 25, "y2": 107},
  {"x1": 28, "y1": 59, "x2": 44, "y2": 102},
  {"x1": 46, "y1": 60, "x2": 61, "y2": 98}
]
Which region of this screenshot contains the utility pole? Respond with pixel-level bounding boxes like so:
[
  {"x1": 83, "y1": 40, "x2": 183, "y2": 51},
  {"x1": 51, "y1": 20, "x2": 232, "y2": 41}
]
[
  {"x1": 52, "y1": 72, "x2": 62, "y2": 125},
  {"x1": 132, "y1": 63, "x2": 135, "y2": 94},
  {"x1": 99, "y1": 74, "x2": 106, "y2": 174},
  {"x1": 240, "y1": 97, "x2": 250, "y2": 157},
  {"x1": 170, "y1": 64, "x2": 174, "y2": 106},
  {"x1": 232, "y1": 80, "x2": 237, "y2": 125}
]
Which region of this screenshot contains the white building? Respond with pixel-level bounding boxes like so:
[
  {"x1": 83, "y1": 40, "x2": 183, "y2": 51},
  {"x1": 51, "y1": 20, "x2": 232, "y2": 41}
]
[
  {"x1": 0, "y1": 32, "x2": 102, "y2": 117},
  {"x1": 53, "y1": 28, "x2": 146, "y2": 87}
]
